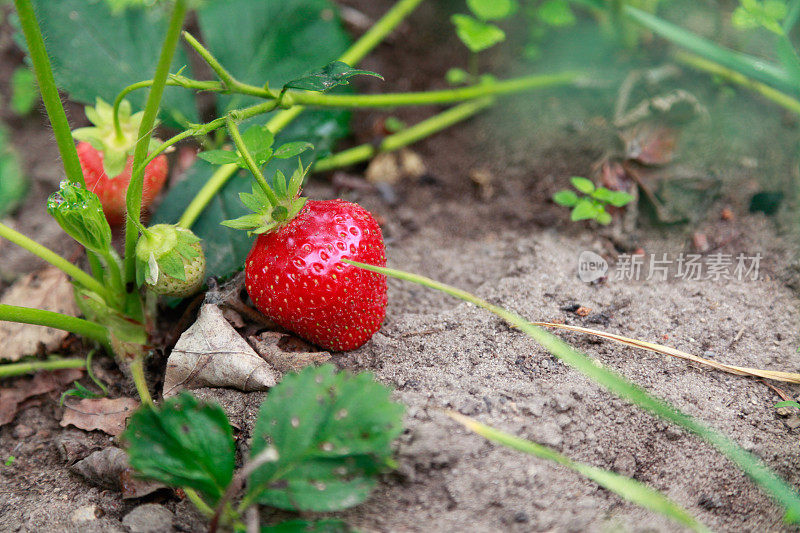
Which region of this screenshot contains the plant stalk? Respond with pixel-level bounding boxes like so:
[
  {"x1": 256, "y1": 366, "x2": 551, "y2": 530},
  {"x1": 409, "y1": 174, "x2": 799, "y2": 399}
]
[
  {"x1": 0, "y1": 357, "x2": 86, "y2": 378},
  {"x1": 123, "y1": 0, "x2": 188, "y2": 288},
  {"x1": 0, "y1": 222, "x2": 115, "y2": 303},
  {"x1": 0, "y1": 304, "x2": 109, "y2": 346},
  {"x1": 13, "y1": 0, "x2": 85, "y2": 187},
  {"x1": 128, "y1": 357, "x2": 153, "y2": 406},
  {"x1": 675, "y1": 51, "x2": 800, "y2": 115},
  {"x1": 224, "y1": 117, "x2": 278, "y2": 202},
  {"x1": 176, "y1": 0, "x2": 426, "y2": 227},
  {"x1": 313, "y1": 97, "x2": 493, "y2": 172}
]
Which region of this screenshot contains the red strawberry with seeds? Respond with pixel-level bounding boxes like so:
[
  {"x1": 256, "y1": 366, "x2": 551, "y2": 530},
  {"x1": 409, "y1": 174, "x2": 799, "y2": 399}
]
[
  {"x1": 78, "y1": 141, "x2": 168, "y2": 225},
  {"x1": 72, "y1": 98, "x2": 168, "y2": 225},
  {"x1": 245, "y1": 199, "x2": 387, "y2": 351}
]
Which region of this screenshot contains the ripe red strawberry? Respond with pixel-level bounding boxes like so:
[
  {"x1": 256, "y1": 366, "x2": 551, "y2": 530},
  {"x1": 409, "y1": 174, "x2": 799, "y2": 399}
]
[
  {"x1": 77, "y1": 141, "x2": 168, "y2": 225},
  {"x1": 244, "y1": 199, "x2": 387, "y2": 351}
]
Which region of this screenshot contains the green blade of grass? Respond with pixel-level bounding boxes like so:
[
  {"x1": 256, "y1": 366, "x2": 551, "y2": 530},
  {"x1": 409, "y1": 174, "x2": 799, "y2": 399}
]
[
  {"x1": 343, "y1": 259, "x2": 800, "y2": 523},
  {"x1": 625, "y1": 6, "x2": 799, "y2": 94},
  {"x1": 447, "y1": 411, "x2": 709, "y2": 531}
]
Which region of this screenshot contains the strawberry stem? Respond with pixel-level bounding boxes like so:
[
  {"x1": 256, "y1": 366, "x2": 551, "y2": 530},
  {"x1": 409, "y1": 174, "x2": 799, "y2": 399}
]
[
  {"x1": 13, "y1": 0, "x2": 85, "y2": 187},
  {"x1": 224, "y1": 116, "x2": 280, "y2": 205},
  {"x1": 313, "y1": 97, "x2": 493, "y2": 172},
  {"x1": 0, "y1": 221, "x2": 116, "y2": 304},
  {"x1": 0, "y1": 303, "x2": 110, "y2": 347},
  {"x1": 123, "y1": 0, "x2": 188, "y2": 291},
  {"x1": 0, "y1": 356, "x2": 87, "y2": 379}
]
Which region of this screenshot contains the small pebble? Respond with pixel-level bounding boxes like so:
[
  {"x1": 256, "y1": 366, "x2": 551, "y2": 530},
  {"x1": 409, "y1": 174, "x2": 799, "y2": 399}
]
[{"x1": 122, "y1": 504, "x2": 174, "y2": 533}]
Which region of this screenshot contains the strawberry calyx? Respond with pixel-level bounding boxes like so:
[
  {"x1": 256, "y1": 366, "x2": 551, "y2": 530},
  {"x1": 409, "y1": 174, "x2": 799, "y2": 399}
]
[
  {"x1": 72, "y1": 98, "x2": 161, "y2": 178},
  {"x1": 135, "y1": 224, "x2": 206, "y2": 297},
  {"x1": 221, "y1": 159, "x2": 310, "y2": 235}
]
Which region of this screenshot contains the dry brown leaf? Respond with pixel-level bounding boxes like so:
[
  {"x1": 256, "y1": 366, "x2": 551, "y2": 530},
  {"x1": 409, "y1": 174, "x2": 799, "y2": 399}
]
[
  {"x1": 621, "y1": 122, "x2": 678, "y2": 166},
  {"x1": 0, "y1": 267, "x2": 80, "y2": 361},
  {"x1": 60, "y1": 397, "x2": 140, "y2": 436},
  {"x1": 0, "y1": 368, "x2": 84, "y2": 426},
  {"x1": 163, "y1": 304, "x2": 279, "y2": 397},
  {"x1": 534, "y1": 322, "x2": 800, "y2": 384},
  {"x1": 249, "y1": 331, "x2": 331, "y2": 373},
  {"x1": 71, "y1": 447, "x2": 166, "y2": 498}
]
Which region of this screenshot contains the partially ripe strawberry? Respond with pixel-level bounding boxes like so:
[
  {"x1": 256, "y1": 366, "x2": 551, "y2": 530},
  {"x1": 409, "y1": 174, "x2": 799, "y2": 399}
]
[
  {"x1": 72, "y1": 98, "x2": 168, "y2": 225},
  {"x1": 135, "y1": 224, "x2": 206, "y2": 298},
  {"x1": 78, "y1": 142, "x2": 168, "y2": 225},
  {"x1": 244, "y1": 199, "x2": 387, "y2": 351}
]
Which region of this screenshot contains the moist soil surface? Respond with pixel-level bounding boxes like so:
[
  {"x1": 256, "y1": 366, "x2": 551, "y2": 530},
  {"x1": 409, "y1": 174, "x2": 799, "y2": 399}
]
[{"x1": 2, "y1": 1, "x2": 800, "y2": 532}]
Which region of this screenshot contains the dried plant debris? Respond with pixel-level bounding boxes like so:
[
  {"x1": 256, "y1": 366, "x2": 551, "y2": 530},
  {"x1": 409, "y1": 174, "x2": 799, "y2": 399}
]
[
  {"x1": 0, "y1": 267, "x2": 80, "y2": 361},
  {"x1": 70, "y1": 447, "x2": 167, "y2": 498},
  {"x1": 60, "y1": 397, "x2": 140, "y2": 436},
  {"x1": 249, "y1": 331, "x2": 330, "y2": 373},
  {"x1": 163, "y1": 303, "x2": 279, "y2": 397},
  {"x1": 0, "y1": 368, "x2": 83, "y2": 426}
]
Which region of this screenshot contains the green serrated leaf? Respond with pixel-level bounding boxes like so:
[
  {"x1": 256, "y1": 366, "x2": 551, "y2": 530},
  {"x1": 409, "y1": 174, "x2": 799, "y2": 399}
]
[
  {"x1": 248, "y1": 365, "x2": 404, "y2": 512},
  {"x1": 552, "y1": 190, "x2": 578, "y2": 207},
  {"x1": 198, "y1": 150, "x2": 240, "y2": 165},
  {"x1": 10, "y1": 67, "x2": 38, "y2": 115},
  {"x1": 273, "y1": 170, "x2": 288, "y2": 198},
  {"x1": 242, "y1": 124, "x2": 275, "y2": 165},
  {"x1": 570, "y1": 176, "x2": 595, "y2": 194},
  {"x1": 285, "y1": 61, "x2": 383, "y2": 93},
  {"x1": 451, "y1": 14, "x2": 506, "y2": 53},
  {"x1": 123, "y1": 392, "x2": 235, "y2": 505},
  {"x1": 571, "y1": 198, "x2": 597, "y2": 221},
  {"x1": 239, "y1": 192, "x2": 266, "y2": 214},
  {"x1": 14, "y1": 0, "x2": 197, "y2": 126},
  {"x1": 274, "y1": 141, "x2": 314, "y2": 159},
  {"x1": 467, "y1": 0, "x2": 517, "y2": 21}
]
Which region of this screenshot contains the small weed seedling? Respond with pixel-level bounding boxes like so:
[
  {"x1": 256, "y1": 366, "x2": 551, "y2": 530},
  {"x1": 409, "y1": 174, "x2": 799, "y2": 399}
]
[
  {"x1": 552, "y1": 176, "x2": 634, "y2": 225},
  {"x1": 448, "y1": 0, "x2": 517, "y2": 83}
]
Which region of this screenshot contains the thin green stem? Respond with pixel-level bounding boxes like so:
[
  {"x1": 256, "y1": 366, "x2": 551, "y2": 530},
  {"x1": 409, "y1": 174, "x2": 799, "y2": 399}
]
[
  {"x1": 224, "y1": 116, "x2": 278, "y2": 203},
  {"x1": 675, "y1": 51, "x2": 800, "y2": 115},
  {"x1": 13, "y1": 0, "x2": 84, "y2": 187},
  {"x1": 177, "y1": 164, "x2": 238, "y2": 228},
  {"x1": 176, "y1": 0, "x2": 425, "y2": 227},
  {"x1": 0, "y1": 357, "x2": 86, "y2": 379},
  {"x1": 284, "y1": 71, "x2": 579, "y2": 108},
  {"x1": 313, "y1": 98, "x2": 493, "y2": 172},
  {"x1": 129, "y1": 357, "x2": 153, "y2": 406},
  {"x1": 123, "y1": 0, "x2": 188, "y2": 288},
  {"x1": 0, "y1": 222, "x2": 116, "y2": 303},
  {"x1": 183, "y1": 488, "x2": 214, "y2": 517},
  {"x1": 86, "y1": 250, "x2": 105, "y2": 282},
  {"x1": 0, "y1": 304, "x2": 109, "y2": 346}
]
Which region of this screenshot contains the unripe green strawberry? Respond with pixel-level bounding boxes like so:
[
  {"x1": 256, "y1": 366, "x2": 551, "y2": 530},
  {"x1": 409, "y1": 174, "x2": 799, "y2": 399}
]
[{"x1": 135, "y1": 224, "x2": 206, "y2": 297}]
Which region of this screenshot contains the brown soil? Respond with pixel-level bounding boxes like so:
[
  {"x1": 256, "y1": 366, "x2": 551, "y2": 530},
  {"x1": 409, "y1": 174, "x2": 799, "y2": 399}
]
[{"x1": 2, "y1": 1, "x2": 800, "y2": 532}]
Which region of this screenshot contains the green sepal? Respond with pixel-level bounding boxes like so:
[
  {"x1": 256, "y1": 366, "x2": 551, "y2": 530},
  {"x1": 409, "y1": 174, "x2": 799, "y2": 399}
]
[
  {"x1": 157, "y1": 252, "x2": 187, "y2": 282},
  {"x1": 135, "y1": 224, "x2": 204, "y2": 288},
  {"x1": 222, "y1": 160, "x2": 310, "y2": 235},
  {"x1": 71, "y1": 97, "x2": 155, "y2": 177}
]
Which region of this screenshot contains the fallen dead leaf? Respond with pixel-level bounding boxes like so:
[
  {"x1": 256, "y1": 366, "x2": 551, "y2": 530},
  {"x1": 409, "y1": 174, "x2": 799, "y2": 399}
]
[
  {"x1": 621, "y1": 122, "x2": 678, "y2": 166},
  {"x1": 60, "y1": 397, "x2": 140, "y2": 436},
  {"x1": 71, "y1": 447, "x2": 166, "y2": 498},
  {"x1": 249, "y1": 331, "x2": 330, "y2": 373},
  {"x1": 0, "y1": 267, "x2": 80, "y2": 362},
  {"x1": 163, "y1": 303, "x2": 279, "y2": 397},
  {"x1": 0, "y1": 368, "x2": 84, "y2": 426}
]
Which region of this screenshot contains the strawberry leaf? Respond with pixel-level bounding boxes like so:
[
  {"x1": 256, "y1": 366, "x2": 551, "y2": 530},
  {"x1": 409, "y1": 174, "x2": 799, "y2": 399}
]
[
  {"x1": 262, "y1": 520, "x2": 352, "y2": 532},
  {"x1": 284, "y1": 61, "x2": 383, "y2": 93},
  {"x1": 451, "y1": 14, "x2": 506, "y2": 53},
  {"x1": 198, "y1": 150, "x2": 240, "y2": 165},
  {"x1": 247, "y1": 365, "x2": 404, "y2": 512},
  {"x1": 122, "y1": 392, "x2": 235, "y2": 506},
  {"x1": 274, "y1": 142, "x2": 314, "y2": 159}
]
